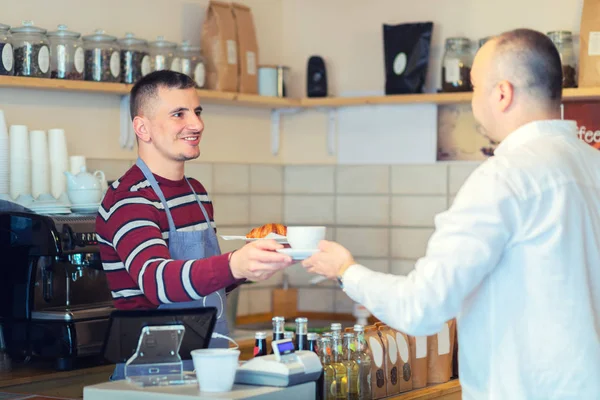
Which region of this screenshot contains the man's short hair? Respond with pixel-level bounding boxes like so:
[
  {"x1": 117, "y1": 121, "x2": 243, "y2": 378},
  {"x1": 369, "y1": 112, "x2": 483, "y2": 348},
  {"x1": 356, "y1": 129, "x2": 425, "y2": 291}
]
[
  {"x1": 494, "y1": 29, "x2": 563, "y2": 105},
  {"x1": 129, "y1": 70, "x2": 197, "y2": 120}
]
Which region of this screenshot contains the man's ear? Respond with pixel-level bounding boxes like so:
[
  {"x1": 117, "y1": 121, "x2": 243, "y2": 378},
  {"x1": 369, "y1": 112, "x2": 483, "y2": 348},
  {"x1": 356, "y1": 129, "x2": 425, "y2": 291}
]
[
  {"x1": 133, "y1": 116, "x2": 151, "y2": 143},
  {"x1": 495, "y1": 80, "x2": 514, "y2": 113}
]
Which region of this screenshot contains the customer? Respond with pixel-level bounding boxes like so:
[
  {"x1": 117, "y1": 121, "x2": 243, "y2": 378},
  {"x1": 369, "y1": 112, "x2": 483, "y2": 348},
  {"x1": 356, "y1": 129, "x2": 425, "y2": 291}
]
[{"x1": 303, "y1": 29, "x2": 600, "y2": 399}]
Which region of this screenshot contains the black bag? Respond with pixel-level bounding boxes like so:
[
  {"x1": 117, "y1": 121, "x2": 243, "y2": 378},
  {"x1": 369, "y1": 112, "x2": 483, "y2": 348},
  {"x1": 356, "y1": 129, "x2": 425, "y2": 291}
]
[{"x1": 383, "y1": 22, "x2": 434, "y2": 94}]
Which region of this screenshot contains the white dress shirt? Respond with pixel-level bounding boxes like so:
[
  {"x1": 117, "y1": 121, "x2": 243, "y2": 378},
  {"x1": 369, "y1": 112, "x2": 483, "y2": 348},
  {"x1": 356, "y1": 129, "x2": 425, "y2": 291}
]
[{"x1": 343, "y1": 120, "x2": 600, "y2": 399}]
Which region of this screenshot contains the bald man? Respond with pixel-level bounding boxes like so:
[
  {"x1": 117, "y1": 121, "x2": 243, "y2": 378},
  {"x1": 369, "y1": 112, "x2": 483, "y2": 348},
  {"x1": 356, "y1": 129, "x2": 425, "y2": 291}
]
[{"x1": 303, "y1": 29, "x2": 600, "y2": 399}]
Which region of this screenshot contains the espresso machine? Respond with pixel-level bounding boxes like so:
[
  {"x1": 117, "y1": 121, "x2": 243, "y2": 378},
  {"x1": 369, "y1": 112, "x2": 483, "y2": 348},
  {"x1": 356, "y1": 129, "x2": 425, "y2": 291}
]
[{"x1": 0, "y1": 211, "x2": 115, "y2": 370}]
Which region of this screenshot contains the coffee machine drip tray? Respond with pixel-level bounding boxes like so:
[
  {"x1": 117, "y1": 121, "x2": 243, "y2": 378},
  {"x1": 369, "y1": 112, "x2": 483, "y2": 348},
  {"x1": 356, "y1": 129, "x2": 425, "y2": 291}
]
[{"x1": 31, "y1": 303, "x2": 115, "y2": 322}]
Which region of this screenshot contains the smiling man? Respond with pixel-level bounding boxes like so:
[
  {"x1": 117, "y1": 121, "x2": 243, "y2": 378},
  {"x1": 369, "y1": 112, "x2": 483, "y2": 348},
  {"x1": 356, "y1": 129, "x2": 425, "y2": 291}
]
[{"x1": 95, "y1": 71, "x2": 293, "y2": 359}]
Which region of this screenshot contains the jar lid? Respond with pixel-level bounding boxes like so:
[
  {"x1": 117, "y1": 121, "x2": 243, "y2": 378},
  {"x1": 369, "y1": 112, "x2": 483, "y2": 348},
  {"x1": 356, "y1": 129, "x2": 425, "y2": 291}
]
[
  {"x1": 149, "y1": 35, "x2": 177, "y2": 49},
  {"x1": 547, "y1": 31, "x2": 573, "y2": 43},
  {"x1": 82, "y1": 29, "x2": 117, "y2": 43},
  {"x1": 11, "y1": 20, "x2": 47, "y2": 34},
  {"x1": 118, "y1": 32, "x2": 148, "y2": 46},
  {"x1": 446, "y1": 37, "x2": 471, "y2": 45},
  {"x1": 47, "y1": 24, "x2": 81, "y2": 38},
  {"x1": 179, "y1": 40, "x2": 200, "y2": 51},
  {"x1": 0, "y1": 23, "x2": 10, "y2": 32}
]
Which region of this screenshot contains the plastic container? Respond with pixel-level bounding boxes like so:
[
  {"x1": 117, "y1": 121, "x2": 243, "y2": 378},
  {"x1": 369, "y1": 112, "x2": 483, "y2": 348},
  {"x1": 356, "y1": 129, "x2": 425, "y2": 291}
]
[
  {"x1": 10, "y1": 20, "x2": 50, "y2": 78},
  {"x1": 117, "y1": 33, "x2": 150, "y2": 84},
  {"x1": 148, "y1": 36, "x2": 177, "y2": 72},
  {"x1": 82, "y1": 29, "x2": 120, "y2": 82},
  {"x1": 178, "y1": 40, "x2": 206, "y2": 88},
  {"x1": 0, "y1": 23, "x2": 13, "y2": 76},
  {"x1": 47, "y1": 24, "x2": 84, "y2": 80},
  {"x1": 441, "y1": 37, "x2": 473, "y2": 92}
]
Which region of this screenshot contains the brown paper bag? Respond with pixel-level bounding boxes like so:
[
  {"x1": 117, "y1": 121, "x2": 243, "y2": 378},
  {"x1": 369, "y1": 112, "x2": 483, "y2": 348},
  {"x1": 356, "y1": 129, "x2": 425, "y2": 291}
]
[
  {"x1": 201, "y1": 0, "x2": 238, "y2": 91},
  {"x1": 365, "y1": 326, "x2": 387, "y2": 399},
  {"x1": 579, "y1": 0, "x2": 600, "y2": 87},
  {"x1": 231, "y1": 3, "x2": 259, "y2": 93},
  {"x1": 427, "y1": 319, "x2": 457, "y2": 384},
  {"x1": 409, "y1": 335, "x2": 428, "y2": 389},
  {"x1": 378, "y1": 326, "x2": 400, "y2": 396},
  {"x1": 393, "y1": 330, "x2": 413, "y2": 393}
]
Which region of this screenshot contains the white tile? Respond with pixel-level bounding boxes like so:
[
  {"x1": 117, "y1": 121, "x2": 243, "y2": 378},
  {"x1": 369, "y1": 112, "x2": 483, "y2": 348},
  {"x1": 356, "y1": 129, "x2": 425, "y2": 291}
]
[
  {"x1": 284, "y1": 196, "x2": 335, "y2": 225},
  {"x1": 248, "y1": 288, "x2": 272, "y2": 314},
  {"x1": 250, "y1": 165, "x2": 283, "y2": 194},
  {"x1": 391, "y1": 164, "x2": 448, "y2": 195},
  {"x1": 87, "y1": 159, "x2": 133, "y2": 182},
  {"x1": 216, "y1": 225, "x2": 250, "y2": 254},
  {"x1": 185, "y1": 162, "x2": 213, "y2": 194},
  {"x1": 250, "y1": 195, "x2": 283, "y2": 225},
  {"x1": 250, "y1": 270, "x2": 285, "y2": 289},
  {"x1": 213, "y1": 164, "x2": 250, "y2": 193},
  {"x1": 390, "y1": 260, "x2": 416, "y2": 276},
  {"x1": 449, "y1": 163, "x2": 481, "y2": 195},
  {"x1": 391, "y1": 228, "x2": 434, "y2": 259},
  {"x1": 334, "y1": 289, "x2": 356, "y2": 314},
  {"x1": 284, "y1": 166, "x2": 335, "y2": 194},
  {"x1": 336, "y1": 228, "x2": 389, "y2": 257},
  {"x1": 236, "y1": 287, "x2": 251, "y2": 316},
  {"x1": 336, "y1": 196, "x2": 390, "y2": 226},
  {"x1": 391, "y1": 196, "x2": 447, "y2": 227},
  {"x1": 336, "y1": 166, "x2": 389, "y2": 194},
  {"x1": 298, "y1": 288, "x2": 335, "y2": 312},
  {"x1": 354, "y1": 258, "x2": 390, "y2": 274},
  {"x1": 213, "y1": 195, "x2": 250, "y2": 226}
]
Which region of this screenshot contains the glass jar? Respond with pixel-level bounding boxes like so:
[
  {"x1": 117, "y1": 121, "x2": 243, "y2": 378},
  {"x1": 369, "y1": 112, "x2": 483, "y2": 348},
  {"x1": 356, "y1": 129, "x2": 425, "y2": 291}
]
[
  {"x1": 548, "y1": 31, "x2": 577, "y2": 88},
  {"x1": 178, "y1": 40, "x2": 206, "y2": 88},
  {"x1": 10, "y1": 20, "x2": 50, "y2": 78},
  {"x1": 82, "y1": 29, "x2": 120, "y2": 82},
  {"x1": 0, "y1": 23, "x2": 14, "y2": 76},
  {"x1": 47, "y1": 24, "x2": 84, "y2": 80},
  {"x1": 441, "y1": 37, "x2": 473, "y2": 92},
  {"x1": 148, "y1": 36, "x2": 177, "y2": 72},
  {"x1": 478, "y1": 36, "x2": 491, "y2": 49},
  {"x1": 117, "y1": 33, "x2": 150, "y2": 84}
]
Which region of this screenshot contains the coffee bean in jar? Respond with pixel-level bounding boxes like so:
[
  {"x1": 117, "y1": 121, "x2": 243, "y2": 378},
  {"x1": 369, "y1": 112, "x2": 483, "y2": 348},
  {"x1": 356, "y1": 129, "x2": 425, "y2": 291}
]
[
  {"x1": 47, "y1": 24, "x2": 84, "y2": 80},
  {"x1": 547, "y1": 31, "x2": 577, "y2": 88},
  {"x1": 82, "y1": 29, "x2": 120, "y2": 82},
  {"x1": 117, "y1": 32, "x2": 150, "y2": 84},
  {"x1": 0, "y1": 23, "x2": 14, "y2": 76},
  {"x1": 441, "y1": 37, "x2": 473, "y2": 92},
  {"x1": 10, "y1": 20, "x2": 50, "y2": 78}
]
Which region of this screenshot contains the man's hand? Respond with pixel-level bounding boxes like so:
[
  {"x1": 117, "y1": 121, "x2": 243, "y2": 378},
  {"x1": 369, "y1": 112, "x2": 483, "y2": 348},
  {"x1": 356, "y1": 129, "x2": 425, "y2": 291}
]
[
  {"x1": 229, "y1": 239, "x2": 295, "y2": 281},
  {"x1": 302, "y1": 240, "x2": 356, "y2": 280}
]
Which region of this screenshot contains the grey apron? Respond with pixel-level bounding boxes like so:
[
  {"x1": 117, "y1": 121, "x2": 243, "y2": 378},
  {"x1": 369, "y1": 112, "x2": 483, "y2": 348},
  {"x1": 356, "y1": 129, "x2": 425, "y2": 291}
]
[{"x1": 110, "y1": 158, "x2": 229, "y2": 380}]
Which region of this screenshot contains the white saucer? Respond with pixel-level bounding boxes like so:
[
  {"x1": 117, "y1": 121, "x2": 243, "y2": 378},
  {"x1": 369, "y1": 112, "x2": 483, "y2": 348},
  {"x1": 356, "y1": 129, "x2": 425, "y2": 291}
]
[
  {"x1": 70, "y1": 204, "x2": 100, "y2": 214},
  {"x1": 276, "y1": 248, "x2": 319, "y2": 260}
]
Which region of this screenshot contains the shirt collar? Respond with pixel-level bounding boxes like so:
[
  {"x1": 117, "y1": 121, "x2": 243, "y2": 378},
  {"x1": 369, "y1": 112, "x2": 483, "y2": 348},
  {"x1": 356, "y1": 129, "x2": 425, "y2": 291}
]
[{"x1": 493, "y1": 119, "x2": 578, "y2": 156}]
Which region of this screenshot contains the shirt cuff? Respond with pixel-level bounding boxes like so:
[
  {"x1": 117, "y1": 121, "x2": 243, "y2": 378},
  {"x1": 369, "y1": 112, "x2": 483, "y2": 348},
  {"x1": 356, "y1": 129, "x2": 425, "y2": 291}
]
[{"x1": 341, "y1": 264, "x2": 371, "y2": 295}]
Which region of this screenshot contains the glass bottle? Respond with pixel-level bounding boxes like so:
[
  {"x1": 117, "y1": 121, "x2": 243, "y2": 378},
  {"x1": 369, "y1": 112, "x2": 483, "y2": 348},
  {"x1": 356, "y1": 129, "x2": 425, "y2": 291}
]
[
  {"x1": 47, "y1": 24, "x2": 83, "y2": 80},
  {"x1": 10, "y1": 20, "x2": 50, "y2": 78},
  {"x1": 254, "y1": 331, "x2": 268, "y2": 357},
  {"x1": 284, "y1": 331, "x2": 295, "y2": 341},
  {"x1": 295, "y1": 317, "x2": 309, "y2": 351},
  {"x1": 331, "y1": 334, "x2": 348, "y2": 400},
  {"x1": 343, "y1": 333, "x2": 360, "y2": 400},
  {"x1": 320, "y1": 336, "x2": 336, "y2": 400},
  {"x1": 331, "y1": 323, "x2": 343, "y2": 354},
  {"x1": 82, "y1": 29, "x2": 120, "y2": 82},
  {"x1": 117, "y1": 32, "x2": 149, "y2": 84},
  {"x1": 272, "y1": 316, "x2": 285, "y2": 342},
  {"x1": 308, "y1": 332, "x2": 319, "y2": 353},
  {"x1": 441, "y1": 37, "x2": 473, "y2": 92},
  {"x1": 353, "y1": 325, "x2": 372, "y2": 400},
  {"x1": 548, "y1": 31, "x2": 577, "y2": 88},
  {"x1": 0, "y1": 23, "x2": 13, "y2": 76}
]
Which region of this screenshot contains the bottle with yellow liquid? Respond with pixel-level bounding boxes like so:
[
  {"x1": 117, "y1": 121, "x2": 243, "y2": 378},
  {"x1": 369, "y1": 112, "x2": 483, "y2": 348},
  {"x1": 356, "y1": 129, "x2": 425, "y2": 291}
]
[
  {"x1": 352, "y1": 325, "x2": 372, "y2": 400},
  {"x1": 343, "y1": 333, "x2": 360, "y2": 400},
  {"x1": 331, "y1": 334, "x2": 348, "y2": 400},
  {"x1": 320, "y1": 336, "x2": 337, "y2": 400}
]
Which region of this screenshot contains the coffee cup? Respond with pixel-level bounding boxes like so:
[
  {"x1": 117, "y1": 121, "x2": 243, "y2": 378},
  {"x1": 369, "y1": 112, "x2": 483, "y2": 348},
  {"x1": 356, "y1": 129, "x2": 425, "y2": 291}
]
[
  {"x1": 286, "y1": 226, "x2": 326, "y2": 249},
  {"x1": 191, "y1": 348, "x2": 240, "y2": 392}
]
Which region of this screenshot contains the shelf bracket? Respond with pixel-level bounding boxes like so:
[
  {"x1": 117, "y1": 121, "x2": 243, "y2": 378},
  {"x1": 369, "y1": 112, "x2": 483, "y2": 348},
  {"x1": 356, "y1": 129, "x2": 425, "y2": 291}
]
[
  {"x1": 270, "y1": 108, "x2": 301, "y2": 156},
  {"x1": 325, "y1": 108, "x2": 337, "y2": 156}
]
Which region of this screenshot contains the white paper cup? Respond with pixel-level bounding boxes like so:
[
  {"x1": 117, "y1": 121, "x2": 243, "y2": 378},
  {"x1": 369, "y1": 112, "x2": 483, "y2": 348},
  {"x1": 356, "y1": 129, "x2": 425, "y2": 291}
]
[
  {"x1": 191, "y1": 348, "x2": 240, "y2": 392},
  {"x1": 286, "y1": 226, "x2": 326, "y2": 249},
  {"x1": 69, "y1": 155, "x2": 86, "y2": 174}
]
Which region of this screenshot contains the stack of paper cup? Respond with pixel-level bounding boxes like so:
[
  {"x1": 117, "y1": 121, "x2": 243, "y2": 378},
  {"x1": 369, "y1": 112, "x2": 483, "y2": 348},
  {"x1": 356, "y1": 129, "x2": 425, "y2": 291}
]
[
  {"x1": 48, "y1": 128, "x2": 69, "y2": 200},
  {"x1": 0, "y1": 111, "x2": 9, "y2": 200},
  {"x1": 69, "y1": 155, "x2": 86, "y2": 175},
  {"x1": 30, "y1": 130, "x2": 50, "y2": 199},
  {"x1": 9, "y1": 125, "x2": 31, "y2": 200}
]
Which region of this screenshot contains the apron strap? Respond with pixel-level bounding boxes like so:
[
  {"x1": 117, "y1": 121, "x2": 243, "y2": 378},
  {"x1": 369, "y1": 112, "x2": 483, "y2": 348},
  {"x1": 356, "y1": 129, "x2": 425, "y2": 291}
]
[
  {"x1": 184, "y1": 177, "x2": 219, "y2": 240},
  {"x1": 135, "y1": 158, "x2": 176, "y2": 232}
]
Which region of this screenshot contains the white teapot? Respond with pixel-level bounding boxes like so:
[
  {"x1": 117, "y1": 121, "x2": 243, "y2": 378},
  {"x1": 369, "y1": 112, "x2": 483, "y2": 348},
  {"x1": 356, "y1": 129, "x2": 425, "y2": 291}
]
[{"x1": 64, "y1": 166, "x2": 106, "y2": 205}]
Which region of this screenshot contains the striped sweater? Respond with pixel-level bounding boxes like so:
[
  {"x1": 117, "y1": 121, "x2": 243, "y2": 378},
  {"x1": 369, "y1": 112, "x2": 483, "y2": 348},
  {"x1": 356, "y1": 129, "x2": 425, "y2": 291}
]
[{"x1": 95, "y1": 165, "x2": 242, "y2": 310}]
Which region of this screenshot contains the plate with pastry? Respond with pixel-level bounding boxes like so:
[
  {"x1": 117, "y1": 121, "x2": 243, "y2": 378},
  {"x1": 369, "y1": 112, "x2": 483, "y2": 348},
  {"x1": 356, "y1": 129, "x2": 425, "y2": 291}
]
[{"x1": 221, "y1": 223, "x2": 288, "y2": 244}]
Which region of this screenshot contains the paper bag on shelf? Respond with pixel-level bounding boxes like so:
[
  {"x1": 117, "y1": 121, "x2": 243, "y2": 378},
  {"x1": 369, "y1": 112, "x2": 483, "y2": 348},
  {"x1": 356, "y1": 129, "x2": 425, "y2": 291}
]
[
  {"x1": 377, "y1": 325, "x2": 400, "y2": 396},
  {"x1": 365, "y1": 325, "x2": 387, "y2": 399},
  {"x1": 393, "y1": 329, "x2": 413, "y2": 393},
  {"x1": 232, "y1": 3, "x2": 259, "y2": 93},
  {"x1": 427, "y1": 319, "x2": 457, "y2": 384},
  {"x1": 409, "y1": 335, "x2": 428, "y2": 389},
  {"x1": 579, "y1": 0, "x2": 600, "y2": 87}
]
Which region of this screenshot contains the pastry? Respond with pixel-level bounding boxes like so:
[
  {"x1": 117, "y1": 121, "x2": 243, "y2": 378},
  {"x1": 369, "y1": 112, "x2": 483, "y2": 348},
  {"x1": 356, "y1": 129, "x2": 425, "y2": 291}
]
[{"x1": 246, "y1": 223, "x2": 287, "y2": 238}]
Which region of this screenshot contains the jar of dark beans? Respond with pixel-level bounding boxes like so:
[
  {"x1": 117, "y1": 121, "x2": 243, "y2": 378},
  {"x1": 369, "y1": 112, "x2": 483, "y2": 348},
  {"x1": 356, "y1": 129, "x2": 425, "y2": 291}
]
[
  {"x1": 148, "y1": 36, "x2": 178, "y2": 72},
  {"x1": 441, "y1": 37, "x2": 473, "y2": 92},
  {"x1": 548, "y1": 31, "x2": 577, "y2": 88},
  {"x1": 0, "y1": 23, "x2": 14, "y2": 76},
  {"x1": 178, "y1": 40, "x2": 206, "y2": 88},
  {"x1": 82, "y1": 29, "x2": 120, "y2": 82},
  {"x1": 10, "y1": 21, "x2": 50, "y2": 78},
  {"x1": 117, "y1": 33, "x2": 150, "y2": 84},
  {"x1": 47, "y1": 25, "x2": 84, "y2": 80}
]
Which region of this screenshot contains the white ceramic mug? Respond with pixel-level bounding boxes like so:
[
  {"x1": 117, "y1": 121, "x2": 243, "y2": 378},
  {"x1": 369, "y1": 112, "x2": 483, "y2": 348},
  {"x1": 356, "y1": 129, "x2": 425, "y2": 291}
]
[
  {"x1": 191, "y1": 348, "x2": 240, "y2": 392},
  {"x1": 286, "y1": 226, "x2": 326, "y2": 249}
]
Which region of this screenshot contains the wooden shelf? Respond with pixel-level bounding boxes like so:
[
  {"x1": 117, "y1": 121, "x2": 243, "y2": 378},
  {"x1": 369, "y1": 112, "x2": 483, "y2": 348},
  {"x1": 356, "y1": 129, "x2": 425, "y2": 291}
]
[{"x1": 1, "y1": 76, "x2": 599, "y2": 108}]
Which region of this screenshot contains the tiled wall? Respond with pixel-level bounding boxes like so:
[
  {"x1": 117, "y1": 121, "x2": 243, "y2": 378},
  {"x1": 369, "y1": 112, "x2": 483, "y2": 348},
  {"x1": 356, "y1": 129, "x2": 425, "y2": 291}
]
[{"x1": 88, "y1": 159, "x2": 480, "y2": 317}]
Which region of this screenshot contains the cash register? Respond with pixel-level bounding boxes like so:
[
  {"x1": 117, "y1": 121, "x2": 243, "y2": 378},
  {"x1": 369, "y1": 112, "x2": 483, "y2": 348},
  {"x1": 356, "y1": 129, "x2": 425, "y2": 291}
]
[{"x1": 235, "y1": 338, "x2": 322, "y2": 387}]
